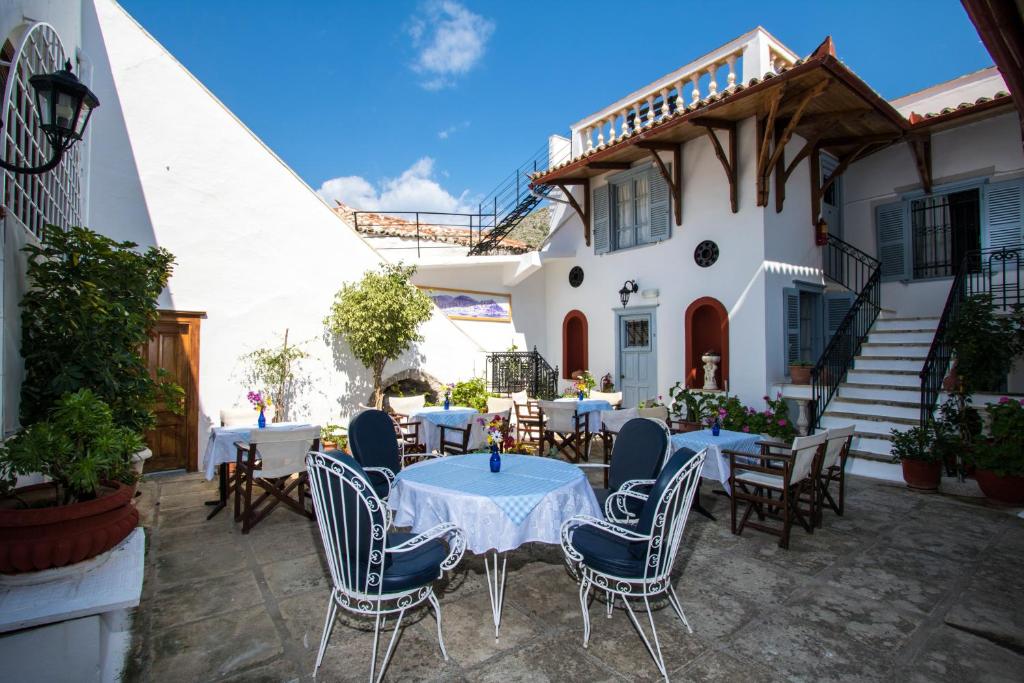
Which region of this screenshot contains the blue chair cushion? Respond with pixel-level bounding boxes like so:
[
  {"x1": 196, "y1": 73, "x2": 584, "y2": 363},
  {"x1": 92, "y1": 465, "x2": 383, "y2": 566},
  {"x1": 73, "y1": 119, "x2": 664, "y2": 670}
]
[
  {"x1": 635, "y1": 448, "x2": 698, "y2": 535},
  {"x1": 608, "y1": 419, "x2": 667, "y2": 491},
  {"x1": 348, "y1": 409, "x2": 402, "y2": 474},
  {"x1": 380, "y1": 532, "x2": 448, "y2": 592},
  {"x1": 570, "y1": 524, "x2": 647, "y2": 579}
]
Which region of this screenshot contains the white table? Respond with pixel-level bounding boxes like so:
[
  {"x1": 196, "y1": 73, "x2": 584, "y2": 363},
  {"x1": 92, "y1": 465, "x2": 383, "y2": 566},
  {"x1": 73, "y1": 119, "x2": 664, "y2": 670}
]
[
  {"x1": 201, "y1": 421, "x2": 315, "y2": 480},
  {"x1": 407, "y1": 406, "x2": 478, "y2": 453},
  {"x1": 554, "y1": 397, "x2": 612, "y2": 432},
  {"x1": 670, "y1": 428, "x2": 761, "y2": 494},
  {"x1": 390, "y1": 454, "x2": 600, "y2": 638}
]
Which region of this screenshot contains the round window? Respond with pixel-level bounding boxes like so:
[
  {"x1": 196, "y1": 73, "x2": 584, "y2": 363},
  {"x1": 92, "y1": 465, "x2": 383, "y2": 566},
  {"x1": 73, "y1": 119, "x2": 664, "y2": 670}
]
[
  {"x1": 694, "y1": 241, "x2": 720, "y2": 268},
  {"x1": 568, "y1": 266, "x2": 584, "y2": 287}
]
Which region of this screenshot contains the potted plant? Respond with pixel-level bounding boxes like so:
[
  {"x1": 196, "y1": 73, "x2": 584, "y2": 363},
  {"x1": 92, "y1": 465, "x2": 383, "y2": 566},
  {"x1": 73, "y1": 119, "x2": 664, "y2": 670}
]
[
  {"x1": 969, "y1": 398, "x2": 1024, "y2": 504},
  {"x1": 890, "y1": 424, "x2": 942, "y2": 490},
  {"x1": 321, "y1": 424, "x2": 348, "y2": 452},
  {"x1": 788, "y1": 361, "x2": 813, "y2": 385},
  {"x1": 637, "y1": 396, "x2": 668, "y2": 421},
  {"x1": 668, "y1": 383, "x2": 711, "y2": 431},
  {"x1": 0, "y1": 390, "x2": 142, "y2": 573}
]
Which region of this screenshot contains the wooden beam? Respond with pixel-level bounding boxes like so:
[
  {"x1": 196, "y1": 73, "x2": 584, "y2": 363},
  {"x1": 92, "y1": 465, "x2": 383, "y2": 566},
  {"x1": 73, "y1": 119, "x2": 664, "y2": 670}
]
[
  {"x1": 818, "y1": 133, "x2": 901, "y2": 148},
  {"x1": 552, "y1": 177, "x2": 589, "y2": 185},
  {"x1": 774, "y1": 123, "x2": 786, "y2": 213},
  {"x1": 810, "y1": 143, "x2": 821, "y2": 227},
  {"x1": 783, "y1": 135, "x2": 819, "y2": 182},
  {"x1": 701, "y1": 122, "x2": 737, "y2": 213},
  {"x1": 908, "y1": 134, "x2": 933, "y2": 194},
  {"x1": 820, "y1": 143, "x2": 869, "y2": 198},
  {"x1": 644, "y1": 146, "x2": 683, "y2": 226},
  {"x1": 586, "y1": 161, "x2": 632, "y2": 170},
  {"x1": 755, "y1": 88, "x2": 784, "y2": 206},
  {"x1": 635, "y1": 141, "x2": 679, "y2": 151},
  {"x1": 763, "y1": 79, "x2": 830, "y2": 175},
  {"x1": 689, "y1": 116, "x2": 734, "y2": 130},
  {"x1": 553, "y1": 179, "x2": 591, "y2": 245},
  {"x1": 793, "y1": 108, "x2": 871, "y2": 130}
]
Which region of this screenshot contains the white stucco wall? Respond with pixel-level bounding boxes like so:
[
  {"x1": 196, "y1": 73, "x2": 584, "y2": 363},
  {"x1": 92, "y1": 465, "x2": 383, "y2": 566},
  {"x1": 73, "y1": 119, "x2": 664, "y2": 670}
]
[
  {"x1": 72, "y1": 0, "x2": 484, "y2": 457},
  {"x1": 890, "y1": 67, "x2": 1006, "y2": 118},
  {"x1": 842, "y1": 111, "x2": 1024, "y2": 317}
]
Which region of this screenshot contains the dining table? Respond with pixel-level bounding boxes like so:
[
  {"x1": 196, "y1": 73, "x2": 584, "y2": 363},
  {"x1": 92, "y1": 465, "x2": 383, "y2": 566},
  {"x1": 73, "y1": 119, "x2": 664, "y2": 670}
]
[
  {"x1": 554, "y1": 397, "x2": 612, "y2": 432},
  {"x1": 670, "y1": 428, "x2": 762, "y2": 494},
  {"x1": 200, "y1": 421, "x2": 317, "y2": 519},
  {"x1": 407, "y1": 405, "x2": 479, "y2": 453},
  {"x1": 389, "y1": 453, "x2": 601, "y2": 639}
]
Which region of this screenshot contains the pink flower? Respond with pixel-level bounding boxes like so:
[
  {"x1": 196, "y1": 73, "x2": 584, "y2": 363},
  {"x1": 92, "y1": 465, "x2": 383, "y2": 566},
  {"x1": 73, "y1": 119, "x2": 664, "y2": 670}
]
[
  {"x1": 762, "y1": 395, "x2": 769, "y2": 401},
  {"x1": 778, "y1": 419, "x2": 787, "y2": 426},
  {"x1": 718, "y1": 408, "x2": 727, "y2": 417},
  {"x1": 999, "y1": 396, "x2": 1010, "y2": 404},
  {"x1": 776, "y1": 391, "x2": 783, "y2": 399},
  {"x1": 1020, "y1": 399, "x2": 1024, "y2": 407},
  {"x1": 742, "y1": 425, "x2": 750, "y2": 433}
]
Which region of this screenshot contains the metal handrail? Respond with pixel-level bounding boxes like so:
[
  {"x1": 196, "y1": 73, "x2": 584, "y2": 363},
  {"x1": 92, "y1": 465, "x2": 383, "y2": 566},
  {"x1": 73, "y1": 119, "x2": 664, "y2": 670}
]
[{"x1": 485, "y1": 347, "x2": 559, "y2": 400}]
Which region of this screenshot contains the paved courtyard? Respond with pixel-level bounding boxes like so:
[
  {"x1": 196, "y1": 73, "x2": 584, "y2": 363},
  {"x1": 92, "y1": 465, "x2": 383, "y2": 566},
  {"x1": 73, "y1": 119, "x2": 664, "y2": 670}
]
[{"x1": 125, "y1": 467, "x2": 1024, "y2": 682}]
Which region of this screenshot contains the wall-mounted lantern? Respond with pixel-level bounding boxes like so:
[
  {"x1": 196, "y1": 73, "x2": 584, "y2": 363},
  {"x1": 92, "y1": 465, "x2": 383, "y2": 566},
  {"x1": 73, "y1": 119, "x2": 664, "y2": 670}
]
[
  {"x1": 618, "y1": 279, "x2": 638, "y2": 308},
  {"x1": 0, "y1": 61, "x2": 99, "y2": 175}
]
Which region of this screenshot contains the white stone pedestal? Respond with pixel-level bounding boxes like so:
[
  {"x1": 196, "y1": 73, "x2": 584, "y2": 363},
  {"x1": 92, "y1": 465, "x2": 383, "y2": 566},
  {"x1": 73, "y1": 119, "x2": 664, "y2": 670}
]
[{"x1": 0, "y1": 528, "x2": 145, "y2": 682}]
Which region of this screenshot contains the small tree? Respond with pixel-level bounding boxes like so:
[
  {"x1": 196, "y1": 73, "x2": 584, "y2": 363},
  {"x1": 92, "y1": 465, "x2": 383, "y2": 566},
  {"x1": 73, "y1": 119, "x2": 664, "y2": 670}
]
[
  {"x1": 325, "y1": 263, "x2": 433, "y2": 408},
  {"x1": 242, "y1": 328, "x2": 308, "y2": 422}
]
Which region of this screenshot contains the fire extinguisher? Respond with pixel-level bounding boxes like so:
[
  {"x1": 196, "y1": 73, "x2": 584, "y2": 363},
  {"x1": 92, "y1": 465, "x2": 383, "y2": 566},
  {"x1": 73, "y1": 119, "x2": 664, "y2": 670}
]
[{"x1": 815, "y1": 217, "x2": 829, "y2": 246}]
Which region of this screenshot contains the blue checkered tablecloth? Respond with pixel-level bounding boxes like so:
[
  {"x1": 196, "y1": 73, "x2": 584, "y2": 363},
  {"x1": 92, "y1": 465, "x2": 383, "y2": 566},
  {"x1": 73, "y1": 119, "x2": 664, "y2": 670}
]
[
  {"x1": 409, "y1": 406, "x2": 479, "y2": 453},
  {"x1": 670, "y1": 428, "x2": 761, "y2": 491},
  {"x1": 554, "y1": 398, "x2": 611, "y2": 431},
  {"x1": 396, "y1": 454, "x2": 582, "y2": 524}
]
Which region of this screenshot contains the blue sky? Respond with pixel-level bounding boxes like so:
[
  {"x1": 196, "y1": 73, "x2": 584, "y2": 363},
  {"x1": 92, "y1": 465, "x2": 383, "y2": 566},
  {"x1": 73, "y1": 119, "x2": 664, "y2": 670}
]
[{"x1": 120, "y1": 0, "x2": 993, "y2": 214}]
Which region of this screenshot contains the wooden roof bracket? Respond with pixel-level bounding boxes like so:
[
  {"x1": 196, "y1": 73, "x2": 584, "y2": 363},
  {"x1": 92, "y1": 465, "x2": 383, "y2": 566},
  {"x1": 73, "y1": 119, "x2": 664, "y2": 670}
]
[
  {"x1": 810, "y1": 141, "x2": 871, "y2": 227},
  {"x1": 552, "y1": 178, "x2": 591, "y2": 246},
  {"x1": 759, "y1": 79, "x2": 830, "y2": 207},
  {"x1": 639, "y1": 142, "x2": 683, "y2": 226},
  {"x1": 755, "y1": 88, "x2": 784, "y2": 207},
  {"x1": 777, "y1": 133, "x2": 819, "y2": 213},
  {"x1": 694, "y1": 120, "x2": 737, "y2": 213},
  {"x1": 907, "y1": 133, "x2": 933, "y2": 194}
]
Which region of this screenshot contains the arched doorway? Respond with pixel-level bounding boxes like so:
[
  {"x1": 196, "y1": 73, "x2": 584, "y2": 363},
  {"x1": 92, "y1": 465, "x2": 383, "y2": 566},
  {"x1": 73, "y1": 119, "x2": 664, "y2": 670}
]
[
  {"x1": 562, "y1": 310, "x2": 588, "y2": 379},
  {"x1": 684, "y1": 298, "x2": 729, "y2": 389}
]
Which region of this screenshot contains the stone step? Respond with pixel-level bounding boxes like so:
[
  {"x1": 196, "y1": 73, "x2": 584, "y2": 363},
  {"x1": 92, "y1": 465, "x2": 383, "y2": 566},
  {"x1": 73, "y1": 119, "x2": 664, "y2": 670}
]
[
  {"x1": 867, "y1": 330, "x2": 936, "y2": 344},
  {"x1": 873, "y1": 316, "x2": 940, "y2": 332},
  {"x1": 848, "y1": 448, "x2": 895, "y2": 464},
  {"x1": 820, "y1": 412, "x2": 917, "y2": 436},
  {"x1": 827, "y1": 398, "x2": 920, "y2": 420},
  {"x1": 860, "y1": 342, "x2": 930, "y2": 358},
  {"x1": 853, "y1": 356, "x2": 924, "y2": 372},
  {"x1": 845, "y1": 369, "x2": 920, "y2": 387},
  {"x1": 851, "y1": 434, "x2": 895, "y2": 457},
  {"x1": 837, "y1": 384, "x2": 920, "y2": 402}
]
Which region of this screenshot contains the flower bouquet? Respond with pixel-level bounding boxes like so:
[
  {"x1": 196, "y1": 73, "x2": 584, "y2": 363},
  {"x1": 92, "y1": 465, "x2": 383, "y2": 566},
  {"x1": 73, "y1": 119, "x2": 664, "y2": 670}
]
[{"x1": 247, "y1": 390, "x2": 272, "y2": 428}]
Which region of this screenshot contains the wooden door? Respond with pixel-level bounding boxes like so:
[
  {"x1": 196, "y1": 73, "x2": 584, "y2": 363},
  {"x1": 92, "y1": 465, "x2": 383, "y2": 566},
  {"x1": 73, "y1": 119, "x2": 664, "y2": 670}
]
[{"x1": 142, "y1": 311, "x2": 202, "y2": 471}]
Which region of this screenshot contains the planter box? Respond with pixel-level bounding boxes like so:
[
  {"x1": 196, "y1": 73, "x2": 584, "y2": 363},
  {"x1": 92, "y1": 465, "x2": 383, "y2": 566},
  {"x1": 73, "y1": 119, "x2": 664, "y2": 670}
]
[{"x1": 901, "y1": 460, "x2": 942, "y2": 491}]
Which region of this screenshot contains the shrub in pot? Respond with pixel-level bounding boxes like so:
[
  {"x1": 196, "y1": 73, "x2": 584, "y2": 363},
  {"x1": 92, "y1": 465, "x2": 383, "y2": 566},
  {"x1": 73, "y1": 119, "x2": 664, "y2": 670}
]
[
  {"x1": 0, "y1": 390, "x2": 142, "y2": 573},
  {"x1": 970, "y1": 398, "x2": 1024, "y2": 505},
  {"x1": 890, "y1": 424, "x2": 942, "y2": 491},
  {"x1": 789, "y1": 362, "x2": 813, "y2": 385}
]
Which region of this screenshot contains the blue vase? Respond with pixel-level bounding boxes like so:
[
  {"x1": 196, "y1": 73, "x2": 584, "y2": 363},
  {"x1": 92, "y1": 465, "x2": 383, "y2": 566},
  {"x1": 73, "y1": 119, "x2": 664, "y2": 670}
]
[
  {"x1": 577, "y1": 390, "x2": 585, "y2": 401},
  {"x1": 489, "y1": 444, "x2": 501, "y2": 472},
  {"x1": 711, "y1": 420, "x2": 720, "y2": 436},
  {"x1": 443, "y1": 396, "x2": 450, "y2": 410},
  {"x1": 258, "y1": 407, "x2": 267, "y2": 429}
]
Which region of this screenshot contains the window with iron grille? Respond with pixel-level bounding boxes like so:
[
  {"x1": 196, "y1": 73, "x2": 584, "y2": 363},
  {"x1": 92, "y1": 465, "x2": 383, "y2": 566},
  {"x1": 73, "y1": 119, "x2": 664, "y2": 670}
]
[{"x1": 910, "y1": 189, "x2": 980, "y2": 279}]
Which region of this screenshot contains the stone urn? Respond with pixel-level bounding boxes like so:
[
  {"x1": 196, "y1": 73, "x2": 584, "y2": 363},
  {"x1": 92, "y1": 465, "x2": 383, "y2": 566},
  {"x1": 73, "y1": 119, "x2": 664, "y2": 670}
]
[{"x1": 701, "y1": 352, "x2": 721, "y2": 391}]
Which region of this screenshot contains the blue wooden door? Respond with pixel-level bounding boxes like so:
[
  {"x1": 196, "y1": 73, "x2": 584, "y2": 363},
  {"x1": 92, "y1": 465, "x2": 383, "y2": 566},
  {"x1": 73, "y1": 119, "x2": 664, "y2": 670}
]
[{"x1": 618, "y1": 311, "x2": 656, "y2": 408}]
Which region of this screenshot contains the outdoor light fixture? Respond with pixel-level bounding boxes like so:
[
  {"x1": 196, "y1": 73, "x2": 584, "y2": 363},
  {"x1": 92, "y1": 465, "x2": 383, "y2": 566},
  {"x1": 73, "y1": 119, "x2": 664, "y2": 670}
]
[
  {"x1": 0, "y1": 61, "x2": 99, "y2": 175},
  {"x1": 618, "y1": 279, "x2": 639, "y2": 308}
]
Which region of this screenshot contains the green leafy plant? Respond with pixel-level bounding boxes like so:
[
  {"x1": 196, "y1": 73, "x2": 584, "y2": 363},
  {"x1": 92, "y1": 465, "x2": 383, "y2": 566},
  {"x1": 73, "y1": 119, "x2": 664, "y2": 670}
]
[
  {"x1": 320, "y1": 424, "x2": 348, "y2": 451},
  {"x1": 575, "y1": 371, "x2": 596, "y2": 394},
  {"x1": 451, "y1": 377, "x2": 492, "y2": 413},
  {"x1": 970, "y1": 397, "x2": 1024, "y2": 476},
  {"x1": 0, "y1": 390, "x2": 142, "y2": 506},
  {"x1": 638, "y1": 396, "x2": 666, "y2": 409},
  {"x1": 948, "y1": 295, "x2": 1024, "y2": 394},
  {"x1": 324, "y1": 263, "x2": 434, "y2": 408},
  {"x1": 668, "y1": 383, "x2": 714, "y2": 422},
  {"x1": 889, "y1": 424, "x2": 943, "y2": 463},
  {"x1": 242, "y1": 328, "x2": 309, "y2": 422},
  {"x1": 19, "y1": 226, "x2": 177, "y2": 434}
]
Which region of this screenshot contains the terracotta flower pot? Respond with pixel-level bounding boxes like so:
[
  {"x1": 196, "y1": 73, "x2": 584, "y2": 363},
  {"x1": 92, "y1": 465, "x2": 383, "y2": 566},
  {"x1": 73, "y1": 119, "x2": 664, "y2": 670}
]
[
  {"x1": 974, "y1": 469, "x2": 1024, "y2": 505},
  {"x1": 0, "y1": 481, "x2": 138, "y2": 573},
  {"x1": 789, "y1": 365, "x2": 812, "y2": 385},
  {"x1": 902, "y1": 459, "x2": 941, "y2": 490}
]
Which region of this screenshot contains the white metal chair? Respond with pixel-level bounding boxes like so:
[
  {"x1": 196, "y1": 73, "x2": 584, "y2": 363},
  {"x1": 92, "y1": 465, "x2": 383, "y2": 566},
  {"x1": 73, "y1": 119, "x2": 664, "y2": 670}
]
[
  {"x1": 233, "y1": 425, "x2": 320, "y2": 533},
  {"x1": 305, "y1": 451, "x2": 466, "y2": 682},
  {"x1": 561, "y1": 448, "x2": 706, "y2": 681},
  {"x1": 819, "y1": 425, "x2": 855, "y2": 519},
  {"x1": 537, "y1": 400, "x2": 591, "y2": 462}
]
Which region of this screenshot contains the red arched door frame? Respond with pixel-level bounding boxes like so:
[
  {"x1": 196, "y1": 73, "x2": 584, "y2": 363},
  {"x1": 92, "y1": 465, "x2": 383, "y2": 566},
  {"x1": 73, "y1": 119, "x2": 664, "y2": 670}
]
[
  {"x1": 562, "y1": 309, "x2": 589, "y2": 380},
  {"x1": 684, "y1": 297, "x2": 729, "y2": 389}
]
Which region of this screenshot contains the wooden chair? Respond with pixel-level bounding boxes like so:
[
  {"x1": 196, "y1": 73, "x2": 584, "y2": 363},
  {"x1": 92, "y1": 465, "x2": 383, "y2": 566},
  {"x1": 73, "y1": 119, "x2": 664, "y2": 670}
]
[
  {"x1": 537, "y1": 400, "x2": 591, "y2": 462},
  {"x1": 220, "y1": 407, "x2": 255, "y2": 427},
  {"x1": 439, "y1": 410, "x2": 511, "y2": 455},
  {"x1": 233, "y1": 426, "x2": 320, "y2": 533},
  {"x1": 589, "y1": 390, "x2": 623, "y2": 408},
  {"x1": 819, "y1": 425, "x2": 855, "y2": 519},
  {"x1": 486, "y1": 396, "x2": 515, "y2": 414},
  {"x1": 726, "y1": 431, "x2": 828, "y2": 549},
  {"x1": 598, "y1": 408, "x2": 640, "y2": 487},
  {"x1": 385, "y1": 396, "x2": 426, "y2": 455},
  {"x1": 515, "y1": 400, "x2": 542, "y2": 445}
]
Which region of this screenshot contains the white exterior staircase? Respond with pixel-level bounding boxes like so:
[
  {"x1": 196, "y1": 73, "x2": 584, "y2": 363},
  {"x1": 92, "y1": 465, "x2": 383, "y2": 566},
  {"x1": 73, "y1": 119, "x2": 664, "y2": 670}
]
[{"x1": 818, "y1": 313, "x2": 939, "y2": 461}]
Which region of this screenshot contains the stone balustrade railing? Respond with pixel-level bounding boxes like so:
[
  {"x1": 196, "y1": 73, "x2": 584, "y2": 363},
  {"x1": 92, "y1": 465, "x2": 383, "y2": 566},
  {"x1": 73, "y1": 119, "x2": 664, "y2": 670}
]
[{"x1": 569, "y1": 28, "x2": 798, "y2": 159}]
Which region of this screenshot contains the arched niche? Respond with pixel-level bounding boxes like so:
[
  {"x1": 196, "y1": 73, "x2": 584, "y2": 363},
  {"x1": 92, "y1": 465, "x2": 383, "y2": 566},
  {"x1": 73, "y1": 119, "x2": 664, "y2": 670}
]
[
  {"x1": 562, "y1": 309, "x2": 589, "y2": 380},
  {"x1": 684, "y1": 297, "x2": 729, "y2": 389}
]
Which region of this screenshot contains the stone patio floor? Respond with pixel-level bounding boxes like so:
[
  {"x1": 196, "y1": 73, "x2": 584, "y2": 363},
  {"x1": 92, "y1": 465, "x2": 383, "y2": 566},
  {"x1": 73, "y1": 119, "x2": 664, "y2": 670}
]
[{"x1": 125, "y1": 466, "x2": 1024, "y2": 682}]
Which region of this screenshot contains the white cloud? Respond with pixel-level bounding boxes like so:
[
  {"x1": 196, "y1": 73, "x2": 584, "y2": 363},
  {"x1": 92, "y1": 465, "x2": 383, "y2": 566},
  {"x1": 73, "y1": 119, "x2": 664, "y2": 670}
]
[
  {"x1": 408, "y1": 1, "x2": 495, "y2": 90},
  {"x1": 437, "y1": 120, "x2": 470, "y2": 140},
  {"x1": 317, "y1": 157, "x2": 476, "y2": 214}
]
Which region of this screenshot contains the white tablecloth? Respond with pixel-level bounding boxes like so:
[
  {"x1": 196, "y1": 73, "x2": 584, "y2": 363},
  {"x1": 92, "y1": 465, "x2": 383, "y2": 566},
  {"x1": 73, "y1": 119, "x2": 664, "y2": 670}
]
[
  {"x1": 201, "y1": 422, "x2": 316, "y2": 480},
  {"x1": 554, "y1": 397, "x2": 612, "y2": 432},
  {"x1": 670, "y1": 429, "x2": 761, "y2": 494},
  {"x1": 389, "y1": 454, "x2": 601, "y2": 554},
  {"x1": 408, "y1": 406, "x2": 479, "y2": 453}
]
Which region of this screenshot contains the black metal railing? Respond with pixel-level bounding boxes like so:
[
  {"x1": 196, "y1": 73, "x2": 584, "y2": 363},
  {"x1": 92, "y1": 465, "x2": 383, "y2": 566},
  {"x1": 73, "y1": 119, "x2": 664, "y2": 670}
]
[
  {"x1": 810, "y1": 235, "x2": 883, "y2": 428},
  {"x1": 919, "y1": 244, "x2": 1023, "y2": 428},
  {"x1": 486, "y1": 347, "x2": 559, "y2": 400},
  {"x1": 351, "y1": 210, "x2": 533, "y2": 257}
]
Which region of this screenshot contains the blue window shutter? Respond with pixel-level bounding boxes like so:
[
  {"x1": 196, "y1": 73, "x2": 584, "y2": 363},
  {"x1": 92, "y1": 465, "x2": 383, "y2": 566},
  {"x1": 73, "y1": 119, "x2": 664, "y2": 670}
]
[
  {"x1": 824, "y1": 292, "x2": 854, "y2": 338},
  {"x1": 593, "y1": 184, "x2": 610, "y2": 254},
  {"x1": 783, "y1": 288, "x2": 801, "y2": 366},
  {"x1": 982, "y1": 178, "x2": 1024, "y2": 251},
  {"x1": 876, "y1": 201, "x2": 909, "y2": 282},
  {"x1": 648, "y1": 164, "x2": 671, "y2": 242}
]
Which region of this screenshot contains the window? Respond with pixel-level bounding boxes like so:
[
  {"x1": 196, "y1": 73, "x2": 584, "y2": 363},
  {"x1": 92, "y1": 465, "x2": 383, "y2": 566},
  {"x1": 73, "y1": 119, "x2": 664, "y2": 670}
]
[
  {"x1": 909, "y1": 189, "x2": 980, "y2": 279},
  {"x1": 624, "y1": 318, "x2": 650, "y2": 348},
  {"x1": 612, "y1": 173, "x2": 649, "y2": 250}
]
